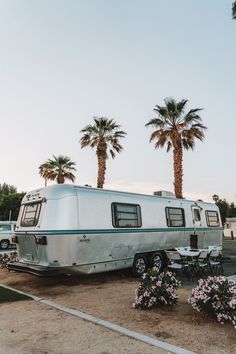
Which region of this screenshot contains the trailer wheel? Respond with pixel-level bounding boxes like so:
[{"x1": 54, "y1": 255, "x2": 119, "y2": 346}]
[
  {"x1": 132, "y1": 254, "x2": 148, "y2": 277},
  {"x1": 149, "y1": 252, "x2": 164, "y2": 270},
  {"x1": 0, "y1": 239, "x2": 10, "y2": 250}
]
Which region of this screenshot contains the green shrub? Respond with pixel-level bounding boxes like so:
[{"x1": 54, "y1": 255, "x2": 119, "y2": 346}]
[
  {"x1": 133, "y1": 267, "x2": 181, "y2": 310},
  {"x1": 189, "y1": 276, "x2": 236, "y2": 329},
  {"x1": 0, "y1": 252, "x2": 18, "y2": 268}
]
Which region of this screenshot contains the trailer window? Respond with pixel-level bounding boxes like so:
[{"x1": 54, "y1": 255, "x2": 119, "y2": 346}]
[
  {"x1": 166, "y1": 207, "x2": 185, "y2": 227},
  {"x1": 112, "y1": 203, "x2": 142, "y2": 228},
  {"x1": 193, "y1": 209, "x2": 201, "y2": 221},
  {"x1": 205, "y1": 210, "x2": 219, "y2": 227},
  {"x1": 21, "y1": 202, "x2": 41, "y2": 227}
]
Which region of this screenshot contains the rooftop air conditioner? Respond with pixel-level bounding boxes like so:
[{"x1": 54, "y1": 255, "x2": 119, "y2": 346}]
[{"x1": 153, "y1": 190, "x2": 176, "y2": 198}]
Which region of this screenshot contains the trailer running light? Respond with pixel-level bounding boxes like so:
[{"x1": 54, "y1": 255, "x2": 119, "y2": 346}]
[
  {"x1": 36, "y1": 236, "x2": 47, "y2": 245},
  {"x1": 12, "y1": 234, "x2": 18, "y2": 243}
]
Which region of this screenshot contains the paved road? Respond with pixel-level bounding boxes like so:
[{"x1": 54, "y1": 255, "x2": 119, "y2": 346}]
[{"x1": 223, "y1": 237, "x2": 236, "y2": 254}]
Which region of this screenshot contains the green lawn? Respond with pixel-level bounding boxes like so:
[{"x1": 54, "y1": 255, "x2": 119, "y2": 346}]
[{"x1": 0, "y1": 286, "x2": 31, "y2": 303}]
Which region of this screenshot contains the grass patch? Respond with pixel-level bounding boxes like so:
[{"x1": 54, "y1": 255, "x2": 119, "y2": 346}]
[{"x1": 0, "y1": 286, "x2": 31, "y2": 303}]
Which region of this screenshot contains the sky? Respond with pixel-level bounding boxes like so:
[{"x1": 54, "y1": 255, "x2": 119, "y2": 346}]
[{"x1": 0, "y1": 0, "x2": 235, "y2": 202}]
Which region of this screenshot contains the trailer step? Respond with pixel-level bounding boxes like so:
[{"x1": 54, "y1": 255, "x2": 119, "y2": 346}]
[{"x1": 7, "y1": 262, "x2": 60, "y2": 277}]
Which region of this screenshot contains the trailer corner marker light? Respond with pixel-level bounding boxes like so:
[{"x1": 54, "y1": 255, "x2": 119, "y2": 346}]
[{"x1": 36, "y1": 236, "x2": 47, "y2": 245}]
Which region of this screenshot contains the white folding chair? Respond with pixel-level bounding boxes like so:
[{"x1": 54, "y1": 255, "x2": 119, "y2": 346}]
[
  {"x1": 195, "y1": 250, "x2": 209, "y2": 275},
  {"x1": 208, "y1": 250, "x2": 223, "y2": 274},
  {"x1": 165, "y1": 250, "x2": 190, "y2": 279}
]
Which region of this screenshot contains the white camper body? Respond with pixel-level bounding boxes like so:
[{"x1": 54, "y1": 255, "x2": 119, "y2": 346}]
[{"x1": 9, "y1": 184, "x2": 223, "y2": 276}]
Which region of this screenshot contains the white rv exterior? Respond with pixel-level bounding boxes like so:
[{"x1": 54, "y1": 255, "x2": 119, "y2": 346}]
[{"x1": 8, "y1": 184, "x2": 223, "y2": 276}]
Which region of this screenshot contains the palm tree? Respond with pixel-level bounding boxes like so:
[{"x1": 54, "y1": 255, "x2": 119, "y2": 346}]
[
  {"x1": 80, "y1": 117, "x2": 126, "y2": 188},
  {"x1": 233, "y1": 1, "x2": 236, "y2": 19},
  {"x1": 145, "y1": 98, "x2": 207, "y2": 199},
  {"x1": 39, "y1": 155, "x2": 76, "y2": 184}
]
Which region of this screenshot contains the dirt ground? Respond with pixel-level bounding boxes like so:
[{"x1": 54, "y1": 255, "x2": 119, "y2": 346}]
[
  {"x1": 0, "y1": 300, "x2": 169, "y2": 354},
  {"x1": 0, "y1": 269, "x2": 235, "y2": 354}
]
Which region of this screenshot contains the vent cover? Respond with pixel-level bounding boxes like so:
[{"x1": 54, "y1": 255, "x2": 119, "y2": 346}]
[{"x1": 153, "y1": 191, "x2": 176, "y2": 198}]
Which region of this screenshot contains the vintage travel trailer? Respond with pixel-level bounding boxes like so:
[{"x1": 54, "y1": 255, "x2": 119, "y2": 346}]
[{"x1": 8, "y1": 184, "x2": 223, "y2": 276}]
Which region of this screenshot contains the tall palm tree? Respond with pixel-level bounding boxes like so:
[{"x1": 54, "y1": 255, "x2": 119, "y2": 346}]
[
  {"x1": 39, "y1": 155, "x2": 76, "y2": 184},
  {"x1": 80, "y1": 117, "x2": 126, "y2": 188},
  {"x1": 145, "y1": 98, "x2": 207, "y2": 199},
  {"x1": 233, "y1": 1, "x2": 236, "y2": 19}
]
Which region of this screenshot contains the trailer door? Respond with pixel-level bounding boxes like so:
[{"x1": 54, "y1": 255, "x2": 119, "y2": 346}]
[{"x1": 191, "y1": 206, "x2": 203, "y2": 249}]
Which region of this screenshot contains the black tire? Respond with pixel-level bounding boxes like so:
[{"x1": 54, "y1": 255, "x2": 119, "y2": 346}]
[
  {"x1": 149, "y1": 252, "x2": 164, "y2": 270},
  {"x1": 132, "y1": 254, "x2": 148, "y2": 277},
  {"x1": 0, "y1": 239, "x2": 10, "y2": 250}
]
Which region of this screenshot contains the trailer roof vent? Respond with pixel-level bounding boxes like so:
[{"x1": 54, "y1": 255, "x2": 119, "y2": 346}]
[{"x1": 153, "y1": 190, "x2": 176, "y2": 198}]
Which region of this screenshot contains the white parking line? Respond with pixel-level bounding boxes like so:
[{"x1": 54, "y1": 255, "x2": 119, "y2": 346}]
[{"x1": 0, "y1": 283, "x2": 196, "y2": 354}]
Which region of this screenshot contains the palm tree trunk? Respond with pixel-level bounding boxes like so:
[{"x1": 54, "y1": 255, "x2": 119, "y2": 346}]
[
  {"x1": 97, "y1": 146, "x2": 107, "y2": 188},
  {"x1": 173, "y1": 141, "x2": 183, "y2": 199},
  {"x1": 57, "y1": 173, "x2": 65, "y2": 184}
]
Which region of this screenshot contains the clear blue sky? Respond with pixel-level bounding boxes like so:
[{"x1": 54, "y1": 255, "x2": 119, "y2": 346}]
[{"x1": 0, "y1": 0, "x2": 235, "y2": 202}]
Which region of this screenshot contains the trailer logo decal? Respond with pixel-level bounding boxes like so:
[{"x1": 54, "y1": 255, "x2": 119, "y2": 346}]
[{"x1": 80, "y1": 235, "x2": 90, "y2": 243}]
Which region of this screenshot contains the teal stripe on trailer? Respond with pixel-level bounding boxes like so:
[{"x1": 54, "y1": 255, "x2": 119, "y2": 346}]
[{"x1": 16, "y1": 226, "x2": 223, "y2": 235}]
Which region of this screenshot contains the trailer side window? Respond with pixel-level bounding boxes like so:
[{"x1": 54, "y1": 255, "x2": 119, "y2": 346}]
[
  {"x1": 166, "y1": 207, "x2": 185, "y2": 227},
  {"x1": 112, "y1": 203, "x2": 142, "y2": 228},
  {"x1": 21, "y1": 202, "x2": 41, "y2": 227},
  {"x1": 205, "y1": 210, "x2": 219, "y2": 227},
  {"x1": 193, "y1": 209, "x2": 201, "y2": 221}
]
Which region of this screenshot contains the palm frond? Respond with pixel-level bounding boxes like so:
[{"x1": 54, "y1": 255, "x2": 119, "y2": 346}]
[
  {"x1": 154, "y1": 135, "x2": 169, "y2": 149},
  {"x1": 145, "y1": 118, "x2": 165, "y2": 128},
  {"x1": 183, "y1": 108, "x2": 203, "y2": 124},
  {"x1": 153, "y1": 106, "x2": 169, "y2": 119},
  {"x1": 166, "y1": 141, "x2": 172, "y2": 152},
  {"x1": 233, "y1": 0, "x2": 236, "y2": 18},
  {"x1": 176, "y1": 99, "x2": 188, "y2": 114}
]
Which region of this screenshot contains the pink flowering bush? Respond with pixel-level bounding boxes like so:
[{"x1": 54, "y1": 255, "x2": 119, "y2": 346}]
[
  {"x1": 189, "y1": 276, "x2": 236, "y2": 329},
  {"x1": 0, "y1": 252, "x2": 18, "y2": 268},
  {"x1": 133, "y1": 267, "x2": 181, "y2": 310}
]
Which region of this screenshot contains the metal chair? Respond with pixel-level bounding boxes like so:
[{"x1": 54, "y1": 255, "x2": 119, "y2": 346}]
[
  {"x1": 208, "y1": 249, "x2": 223, "y2": 274},
  {"x1": 165, "y1": 250, "x2": 190, "y2": 279},
  {"x1": 195, "y1": 250, "x2": 209, "y2": 275}
]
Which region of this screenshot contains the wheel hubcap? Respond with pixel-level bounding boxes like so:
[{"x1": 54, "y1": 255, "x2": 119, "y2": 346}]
[
  {"x1": 153, "y1": 255, "x2": 162, "y2": 268},
  {"x1": 1, "y1": 241, "x2": 9, "y2": 249},
  {"x1": 136, "y1": 258, "x2": 146, "y2": 274}
]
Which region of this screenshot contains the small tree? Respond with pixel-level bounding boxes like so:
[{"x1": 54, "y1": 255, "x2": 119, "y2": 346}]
[
  {"x1": 0, "y1": 193, "x2": 25, "y2": 220},
  {"x1": 0, "y1": 183, "x2": 25, "y2": 221},
  {"x1": 0, "y1": 183, "x2": 17, "y2": 195},
  {"x1": 133, "y1": 267, "x2": 181, "y2": 310},
  {"x1": 80, "y1": 117, "x2": 126, "y2": 188},
  {"x1": 146, "y1": 98, "x2": 206, "y2": 198},
  {"x1": 189, "y1": 276, "x2": 236, "y2": 329},
  {"x1": 212, "y1": 195, "x2": 236, "y2": 224},
  {"x1": 39, "y1": 155, "x2": 76, "y2": 184}
]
